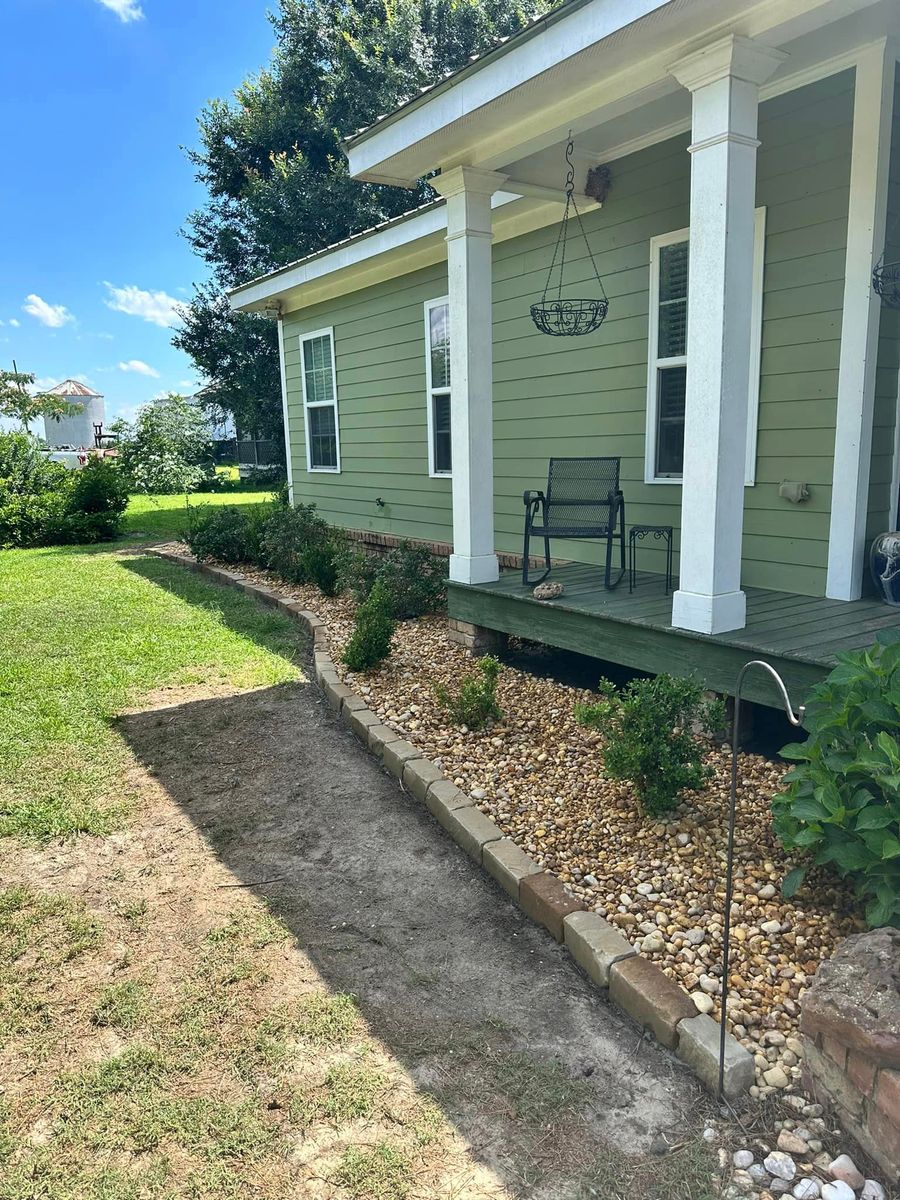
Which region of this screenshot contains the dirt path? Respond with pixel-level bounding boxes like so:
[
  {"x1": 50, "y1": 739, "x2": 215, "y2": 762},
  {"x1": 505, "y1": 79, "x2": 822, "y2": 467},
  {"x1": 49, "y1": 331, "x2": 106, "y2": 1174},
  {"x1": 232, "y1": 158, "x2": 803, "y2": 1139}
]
[{"x1": 2, "y1": 635, "x2": 713, "y2": 1197}]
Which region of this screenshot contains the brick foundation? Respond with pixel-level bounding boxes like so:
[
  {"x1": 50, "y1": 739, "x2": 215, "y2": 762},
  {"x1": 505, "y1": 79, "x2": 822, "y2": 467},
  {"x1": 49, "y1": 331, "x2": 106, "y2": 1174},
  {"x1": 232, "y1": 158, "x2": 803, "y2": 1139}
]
[
  {"x1": 341, "y1": 526, "x2": 557, "y2": 571},
  {"x1": 446, "y1": 618, "x2": 508, "y2": 654}
]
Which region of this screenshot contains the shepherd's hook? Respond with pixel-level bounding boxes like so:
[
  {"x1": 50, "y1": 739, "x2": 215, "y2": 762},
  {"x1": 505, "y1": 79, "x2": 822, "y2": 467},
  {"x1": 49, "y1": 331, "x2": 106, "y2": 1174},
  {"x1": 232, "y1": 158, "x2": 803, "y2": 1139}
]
[{"x1": 718, "y1": 661, "x2": 805, "y2": 1099}]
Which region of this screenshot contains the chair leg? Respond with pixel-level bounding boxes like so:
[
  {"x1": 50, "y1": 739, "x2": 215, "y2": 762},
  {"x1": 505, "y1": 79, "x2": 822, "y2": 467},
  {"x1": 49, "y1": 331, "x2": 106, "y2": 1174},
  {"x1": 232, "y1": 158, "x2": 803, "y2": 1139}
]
[{"x1": 522, "y1": 525, "x2": 531, "y2": 586}]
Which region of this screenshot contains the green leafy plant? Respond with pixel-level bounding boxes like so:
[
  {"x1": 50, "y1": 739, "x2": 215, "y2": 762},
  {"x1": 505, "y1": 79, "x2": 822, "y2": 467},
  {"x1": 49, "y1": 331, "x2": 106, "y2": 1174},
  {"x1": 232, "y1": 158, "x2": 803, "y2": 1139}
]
[
  {"x1": 62, "y1": 458, "x2": 130, "y2": 542},
  {"x1": 342, "y1": 582, "x2": 395, "y2": 673},
  {"x1": 257, "y1": 503, "x2": 329, "y2": 582},
  {"x1": 300, "y1": 537, "x2": 342, "y2": 597},
  {"x1": 336, "y1": 540, "x2": 445, "y2": 617},
  {"x1": 379, "y1": 541, "x2": 447, "y2": 618},
  {"x1": 185, "y1": 503, "x2": 273, "y2": 564},
  {"x1": 773, "y1": 630, "x2": 900, "y2": 928},
  {"x1": 113, "y1": 394, "x2": 214, "y2": 495},
  {"x1": 575, "y1": 674, "x2": 724, "y2": 817},
  {"x1": 436, "y1": 655, "x2": 502, "y2": 730}
]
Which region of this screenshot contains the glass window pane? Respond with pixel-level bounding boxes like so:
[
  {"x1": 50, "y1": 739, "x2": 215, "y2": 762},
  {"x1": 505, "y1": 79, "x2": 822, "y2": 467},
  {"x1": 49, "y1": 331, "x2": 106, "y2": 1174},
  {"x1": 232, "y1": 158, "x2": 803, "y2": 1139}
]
[
  {"x1": 303, "y1": 334, "x2": 334, "y2": 406},
  {"x1": 656, "y1": 365, "x2": 686, "y2": 477},
  {"x1": 429, "y1": 304, "x2": 450, "y2": 389},
  {"x1": 308, "y1": 404, "x2": 337, "y2": 469},
  {"x1": 432, "y1": 393, "x2": 451, "y2": 473},
  {"x1": 657, "y1": 241, "x2": 689, "y2": 358}
]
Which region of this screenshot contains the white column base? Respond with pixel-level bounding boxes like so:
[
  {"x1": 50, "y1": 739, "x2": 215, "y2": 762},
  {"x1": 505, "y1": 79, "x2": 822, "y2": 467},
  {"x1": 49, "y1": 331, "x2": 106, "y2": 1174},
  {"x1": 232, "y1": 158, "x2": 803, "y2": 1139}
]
[
  {"x1": 671, "y1": 588, "x2": 746, "y2": 635},
  {"x1": 449, "y1": 552, "x2": 500, "y2": 585}
]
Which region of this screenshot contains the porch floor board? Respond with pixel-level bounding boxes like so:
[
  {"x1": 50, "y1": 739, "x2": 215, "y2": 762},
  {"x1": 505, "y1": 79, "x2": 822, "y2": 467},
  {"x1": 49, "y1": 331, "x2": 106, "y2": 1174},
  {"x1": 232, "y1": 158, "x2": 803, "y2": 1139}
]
[{"x1": 447, "y1": 563, "x2": 900, "y2": 708}]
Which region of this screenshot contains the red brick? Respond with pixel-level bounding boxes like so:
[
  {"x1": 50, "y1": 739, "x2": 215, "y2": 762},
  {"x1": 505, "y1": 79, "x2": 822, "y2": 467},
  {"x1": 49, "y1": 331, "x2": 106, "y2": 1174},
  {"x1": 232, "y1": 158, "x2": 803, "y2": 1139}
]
[
  {"x1": 519, "y1": 872, "x2": 583, "y2": 942},
  {"x1": 609, "y1": 955, "x2": 695, "y2": 1049},
  {"x1": 823, "y1": 1034, "x2": 848, "y2": 1070},
  {"x1": 867, "y1": 1105, "x2": 900, "y2": 1182},
  {"x1": 847, "y1": 1049, "x2": 878, "y2": 1098},
  {"x1": 877, "y1": 1067, "x2": 900, "y2": 1126}
]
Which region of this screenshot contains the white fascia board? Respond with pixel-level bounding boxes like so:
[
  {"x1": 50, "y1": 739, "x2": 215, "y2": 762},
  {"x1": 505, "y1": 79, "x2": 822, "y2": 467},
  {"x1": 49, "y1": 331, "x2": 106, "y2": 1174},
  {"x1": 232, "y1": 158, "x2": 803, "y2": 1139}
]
[
  {"x1": 347, "y1": 0, "x2": 674, "y2": 184},
  {"x1": 229, "y1": 190, "x2": 534, "y2": 316}
]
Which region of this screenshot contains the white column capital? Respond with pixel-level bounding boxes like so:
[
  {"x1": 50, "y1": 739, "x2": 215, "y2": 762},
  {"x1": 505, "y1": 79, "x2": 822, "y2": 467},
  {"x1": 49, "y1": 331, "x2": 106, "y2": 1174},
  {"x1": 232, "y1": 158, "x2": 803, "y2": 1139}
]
[
  {"x1": 669, "y1": 35, "x2": 787, "y2": 93},
  {"x1": 432, "y1": 165, "x2": 508, "y2": 201}
]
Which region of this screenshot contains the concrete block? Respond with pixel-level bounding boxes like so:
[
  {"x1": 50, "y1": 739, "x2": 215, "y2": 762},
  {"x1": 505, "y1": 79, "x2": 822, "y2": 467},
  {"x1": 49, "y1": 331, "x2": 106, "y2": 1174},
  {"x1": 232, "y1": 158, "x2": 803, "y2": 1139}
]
[
  {"x1": 676, "y1": 1013, "x2": 754, "y2": 1099},
  {"x1": 438, "y1": 805, "x2": 503, "y2": 864},
  {"x1": 519, "y1": 872, "x2": 583, "y2": 943},
  {"x1": 483, "y1": 838, "x2": 541, "y2": 900},
  {"x1": 609, "y1": 955, "x2": 695, "y2": 1049},
  {"x1": 344, "y1": 706, "x2": 380, "y2": 743},
  {"x1": 341, "y1": 694, "x2": 367, "y2": 715},
  {"x1": 323, "y1": 679, "x2": 354, "y2": 714},
  {"x1": 563, "y1": 910, "x2": 636, "y2": 988},
  {"x1": 424, "y1": 780, "x2": 472, "y2": 820},
  {"x1": 313, "y1": 652, "x2": 334, "y2": 683},
  {"x1": 402, "y1": 758, "x2": 445, "y2": 803},
  {"x1": 382, "y1": 739, "x2": 422, "y2": 779},
  {"x1": 366, "y1": 724, "x2": 402, "y2": 759}
]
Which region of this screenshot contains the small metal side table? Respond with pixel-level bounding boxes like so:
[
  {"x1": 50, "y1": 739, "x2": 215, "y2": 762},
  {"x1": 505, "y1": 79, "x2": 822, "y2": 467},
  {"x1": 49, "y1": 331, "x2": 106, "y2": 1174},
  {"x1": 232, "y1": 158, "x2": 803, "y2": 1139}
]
[{"x1": 628, "y1": 525, "x2": 674, "y2": 594}]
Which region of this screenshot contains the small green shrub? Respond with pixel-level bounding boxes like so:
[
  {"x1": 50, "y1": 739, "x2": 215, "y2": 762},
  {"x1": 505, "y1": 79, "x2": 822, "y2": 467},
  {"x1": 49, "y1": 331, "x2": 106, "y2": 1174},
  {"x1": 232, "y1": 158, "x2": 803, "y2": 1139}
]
[
  {"x1": 336, "y1": 543, "x2": 378, "y2": 603},
  {"x1": 343, "y1": 582, "x2": 395, "y2": 673},
  {"x1": 336, "y1": 539, "x2": 445, "y2": 617},
  {"x1": 575, "y1": 674, "x2": 724, "y2": 817},
  {"x1": 300, "y1": 537, "x2": 342, "y2": 597},
  {"x1": 773, "y1": 630, "x2": 900, "y2": 927},
  {"x1": 436, "y1": 655, "x2": 502, "y2": 730},
  {"x1": 62, "y1": 458, "x2": 130, "y2": 542},
  {"x1": 379, "y1": 541, "x2": 447, "y2": 618},
  {"x1": 185, "y1": 503, "x2": 272, "y2": 564},
  {"x1": 257, "y1": 503, "x2": 329, "y2": 582}
]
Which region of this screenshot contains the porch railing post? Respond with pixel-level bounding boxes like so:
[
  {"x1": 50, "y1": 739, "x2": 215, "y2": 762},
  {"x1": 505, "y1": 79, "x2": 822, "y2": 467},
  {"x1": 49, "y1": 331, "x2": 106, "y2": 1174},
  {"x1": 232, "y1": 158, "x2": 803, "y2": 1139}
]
[
  {"x1": 669, "y1": 36, "x2": 786, "y2": 635},
  {"x1": 433, "y1": 166, "x2": 508, "y2": 586}
]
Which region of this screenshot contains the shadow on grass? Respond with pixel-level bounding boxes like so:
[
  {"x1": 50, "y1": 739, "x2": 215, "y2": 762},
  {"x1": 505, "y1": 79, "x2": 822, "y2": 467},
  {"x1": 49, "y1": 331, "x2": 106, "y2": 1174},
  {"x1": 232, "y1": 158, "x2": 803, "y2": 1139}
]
[
  {"x1": 119, "y1": 553, "x2": 307, "y2": 669},
  {"x1": 114, "y1": 649, "x2": 713, "y2": 1196}
]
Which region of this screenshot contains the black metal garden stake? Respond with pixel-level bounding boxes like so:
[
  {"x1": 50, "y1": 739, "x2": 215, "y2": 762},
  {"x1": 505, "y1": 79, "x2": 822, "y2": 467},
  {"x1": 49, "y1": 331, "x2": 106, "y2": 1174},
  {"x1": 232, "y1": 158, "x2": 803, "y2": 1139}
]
[
  {"x1": 530, "y1": 135, "x2": 610, "y2": 336},
  {"x1": 719, "y1": 661, "x2": 805, "y2": 1099}
]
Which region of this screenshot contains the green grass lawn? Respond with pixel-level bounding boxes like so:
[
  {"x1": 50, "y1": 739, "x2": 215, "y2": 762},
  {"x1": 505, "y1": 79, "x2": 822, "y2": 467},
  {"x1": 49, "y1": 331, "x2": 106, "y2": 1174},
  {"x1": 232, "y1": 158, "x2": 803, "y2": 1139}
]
[
  {"x1": 0, "y1": 543, "x2": 302, "y2": 839},
  {"x1": 122, "y1": 489, "x2": 274, "y2": 542}
]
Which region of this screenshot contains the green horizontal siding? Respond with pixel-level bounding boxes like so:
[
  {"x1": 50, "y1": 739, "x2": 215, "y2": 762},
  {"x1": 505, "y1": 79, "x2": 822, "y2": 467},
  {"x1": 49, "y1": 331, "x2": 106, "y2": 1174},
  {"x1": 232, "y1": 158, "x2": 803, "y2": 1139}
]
[{"x1": 283, "y1": 69, "x2": 861, "y2": 596}]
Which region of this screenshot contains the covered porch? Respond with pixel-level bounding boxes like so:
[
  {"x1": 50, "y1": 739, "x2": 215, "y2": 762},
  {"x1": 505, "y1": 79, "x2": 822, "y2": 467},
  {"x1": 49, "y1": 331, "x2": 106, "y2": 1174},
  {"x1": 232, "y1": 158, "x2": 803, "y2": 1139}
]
[
  {"x1": 448, "y1": 563, "x2": 900, "y2": 707},
  {"x1": 347, "y1": 0, "x2": 900, "y2": 638}
]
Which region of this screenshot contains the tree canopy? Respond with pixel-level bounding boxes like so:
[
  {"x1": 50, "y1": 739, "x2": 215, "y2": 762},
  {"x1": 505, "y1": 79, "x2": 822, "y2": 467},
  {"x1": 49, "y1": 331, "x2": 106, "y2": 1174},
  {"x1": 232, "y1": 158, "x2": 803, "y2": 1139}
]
[
  {"x1": 0, "y1": 370, "x2": 78, "y2": 435},
  {"x1": 175, "y1": 0, "x2": 557, "y2": 440}
]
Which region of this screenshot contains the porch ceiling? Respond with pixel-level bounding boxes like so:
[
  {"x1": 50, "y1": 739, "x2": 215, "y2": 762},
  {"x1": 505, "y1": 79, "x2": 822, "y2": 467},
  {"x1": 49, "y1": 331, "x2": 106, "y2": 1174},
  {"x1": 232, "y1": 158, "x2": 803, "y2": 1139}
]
[{"x1": 347, "y1": 0, "x2": 898, "y2": 191}]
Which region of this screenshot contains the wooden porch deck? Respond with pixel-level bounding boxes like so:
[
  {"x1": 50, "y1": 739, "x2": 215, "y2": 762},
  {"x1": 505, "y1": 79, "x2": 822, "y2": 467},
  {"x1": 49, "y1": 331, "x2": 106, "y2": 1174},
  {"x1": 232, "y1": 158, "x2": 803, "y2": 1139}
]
[{"x1": 447, "y1": 563, "x2": 900, "y2": 708}]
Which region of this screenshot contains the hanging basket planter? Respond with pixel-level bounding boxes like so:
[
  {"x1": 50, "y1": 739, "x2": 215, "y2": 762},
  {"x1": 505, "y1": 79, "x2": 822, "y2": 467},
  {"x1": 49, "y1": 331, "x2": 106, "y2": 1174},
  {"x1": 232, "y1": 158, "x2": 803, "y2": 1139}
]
[
  {"x1": 530, "y1": 136, "x2": 610, "y2": 338},
  {"x1": 530, "y1": 297, "x2": 609, "y2": 336},
  {"x1": 873, "y1": 258, "x2": 900, "y2": 309}
]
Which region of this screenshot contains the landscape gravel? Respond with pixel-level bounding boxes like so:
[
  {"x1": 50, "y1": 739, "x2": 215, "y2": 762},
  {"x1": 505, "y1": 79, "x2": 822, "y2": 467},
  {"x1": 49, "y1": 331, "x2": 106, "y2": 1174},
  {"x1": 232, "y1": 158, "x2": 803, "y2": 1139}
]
[{"x1": 186, "y1": 556, "x2": 865, "y2": 1094}]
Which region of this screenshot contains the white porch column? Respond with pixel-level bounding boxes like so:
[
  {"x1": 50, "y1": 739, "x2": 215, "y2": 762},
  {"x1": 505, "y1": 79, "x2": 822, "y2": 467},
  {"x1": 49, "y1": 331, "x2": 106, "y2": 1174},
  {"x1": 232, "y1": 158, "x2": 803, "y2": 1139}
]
[
  {"x1": 669, "y1": 36, "x2": 785, "y2": 635},
  {"x1": 432, "y1": 166, "x2": 507, "y2": 585},
  {"x1": 826, "y1": 42, "x2": 896, "y2": 600}
]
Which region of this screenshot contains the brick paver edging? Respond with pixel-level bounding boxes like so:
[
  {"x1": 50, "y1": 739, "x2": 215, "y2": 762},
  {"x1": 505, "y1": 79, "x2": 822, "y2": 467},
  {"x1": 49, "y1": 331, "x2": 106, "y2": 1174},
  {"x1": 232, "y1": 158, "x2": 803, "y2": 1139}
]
[{"x1": 151, "y1": 548, "x2": 754, "y2": 1100}]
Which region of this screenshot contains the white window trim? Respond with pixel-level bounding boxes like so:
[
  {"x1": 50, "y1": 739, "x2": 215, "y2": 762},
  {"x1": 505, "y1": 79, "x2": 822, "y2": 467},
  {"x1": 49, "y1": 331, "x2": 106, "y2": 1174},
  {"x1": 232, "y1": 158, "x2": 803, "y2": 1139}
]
[
  {"x1": 644, "y1": 206, "x2": 766, "y2": 487},
  {"x1": 424, "y1": 295, "x2": 452, "y2": 478},
  {"x1": 299, "y1": 326, "x2": 341, "y2": 474}
]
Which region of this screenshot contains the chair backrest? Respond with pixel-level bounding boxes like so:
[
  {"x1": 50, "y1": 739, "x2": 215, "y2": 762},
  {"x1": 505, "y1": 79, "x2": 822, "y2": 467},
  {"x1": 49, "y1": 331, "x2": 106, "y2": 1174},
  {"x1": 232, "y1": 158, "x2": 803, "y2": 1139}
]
[{"x1": 545, "y1": 457, "x2": 621, "y2": 526}]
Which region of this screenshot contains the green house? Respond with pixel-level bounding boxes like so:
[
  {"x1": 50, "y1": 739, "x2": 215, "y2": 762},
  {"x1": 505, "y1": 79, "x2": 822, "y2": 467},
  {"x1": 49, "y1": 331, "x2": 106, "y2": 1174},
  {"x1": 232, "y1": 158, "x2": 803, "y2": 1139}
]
[{"x1": 230, "y1": 0, "x2": 900, "y2": 708}]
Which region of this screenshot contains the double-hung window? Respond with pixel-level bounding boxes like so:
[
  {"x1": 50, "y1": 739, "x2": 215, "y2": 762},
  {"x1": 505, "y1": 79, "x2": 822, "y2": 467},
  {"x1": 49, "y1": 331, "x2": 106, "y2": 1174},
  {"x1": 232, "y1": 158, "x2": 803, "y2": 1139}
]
[
  {"x1": 424, "y1": 297, "x2": 451, "y2": 477},
  {"x1": 300, "y1": 328, "x2": 340, "y2": 472},
  {"x1": 645, "y1": 208, "x2": 766, "y2": 485}
]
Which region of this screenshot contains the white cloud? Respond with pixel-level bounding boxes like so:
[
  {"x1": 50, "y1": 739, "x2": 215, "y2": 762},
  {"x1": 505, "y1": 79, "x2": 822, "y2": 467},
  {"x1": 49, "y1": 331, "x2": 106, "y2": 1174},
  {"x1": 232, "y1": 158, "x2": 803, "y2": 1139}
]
[
  {"x1": 23, "y1": 294, "x2": 74, "y2": 328},
  {"x1": 118, "y1": 359, "x2": 160, "y2": 378},
  {"x1": 177, "y1": 379, "x2": 197, "y2": 390},
  {"x1": 9, "y1": 318, "x2": 20, "y2": 328},
  {"x1": 95, "y1": 0, "x2": 144, "y2": 22},
  {"x1": 103, "y1": 282, "x2": 182, "y2": 328}
]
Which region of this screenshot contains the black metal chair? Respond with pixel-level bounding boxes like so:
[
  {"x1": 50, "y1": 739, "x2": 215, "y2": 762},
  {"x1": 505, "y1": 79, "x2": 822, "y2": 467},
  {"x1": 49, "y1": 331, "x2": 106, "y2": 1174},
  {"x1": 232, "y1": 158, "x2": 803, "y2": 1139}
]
[{"x1": 522, "y1": 456, "x2": 626, "y2": 590}]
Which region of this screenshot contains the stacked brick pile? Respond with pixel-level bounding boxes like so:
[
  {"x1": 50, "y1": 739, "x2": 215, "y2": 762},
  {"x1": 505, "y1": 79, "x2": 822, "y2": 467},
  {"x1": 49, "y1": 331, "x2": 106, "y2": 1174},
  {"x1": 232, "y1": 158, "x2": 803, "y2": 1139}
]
[{"x1": 801, "y1": 927, "x2": 900, "y2": 1183}]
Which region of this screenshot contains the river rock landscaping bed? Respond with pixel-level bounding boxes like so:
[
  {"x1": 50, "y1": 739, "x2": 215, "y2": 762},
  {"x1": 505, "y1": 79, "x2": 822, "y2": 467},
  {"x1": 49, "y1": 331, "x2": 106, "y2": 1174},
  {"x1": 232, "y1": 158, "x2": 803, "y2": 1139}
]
[{"x1": 171, "y1": 550, "x2": 864, "y2": 1097}]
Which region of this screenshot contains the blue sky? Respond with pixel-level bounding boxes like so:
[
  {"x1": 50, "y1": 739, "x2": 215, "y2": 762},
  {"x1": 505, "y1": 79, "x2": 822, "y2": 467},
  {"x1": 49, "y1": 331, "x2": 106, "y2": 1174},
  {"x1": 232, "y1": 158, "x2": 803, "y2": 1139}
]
[{"x1": 0, "y1": 0, "x2": 276, "y2": 425}]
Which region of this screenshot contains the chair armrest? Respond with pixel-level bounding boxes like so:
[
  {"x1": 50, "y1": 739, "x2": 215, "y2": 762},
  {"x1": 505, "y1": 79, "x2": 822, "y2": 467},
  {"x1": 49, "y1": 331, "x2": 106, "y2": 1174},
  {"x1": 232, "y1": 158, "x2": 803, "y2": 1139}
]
[{"x1": 523, "y1": 489, "x2": 545, "y2": 506}]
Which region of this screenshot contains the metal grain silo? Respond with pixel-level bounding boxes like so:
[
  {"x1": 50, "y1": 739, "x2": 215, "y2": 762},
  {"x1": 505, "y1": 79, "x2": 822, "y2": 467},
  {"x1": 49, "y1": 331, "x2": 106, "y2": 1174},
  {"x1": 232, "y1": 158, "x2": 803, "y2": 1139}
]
[{"x1": 42, "y1": 380, "x2": 105, "y2": 449}]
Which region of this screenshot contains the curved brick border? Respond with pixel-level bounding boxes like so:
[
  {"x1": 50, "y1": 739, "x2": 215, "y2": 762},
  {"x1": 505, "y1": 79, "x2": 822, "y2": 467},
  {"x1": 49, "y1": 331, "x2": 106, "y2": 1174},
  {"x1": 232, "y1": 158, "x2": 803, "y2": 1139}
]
[{"x1": 151, "y1": 547, "x2": 754, "y2": 1100}]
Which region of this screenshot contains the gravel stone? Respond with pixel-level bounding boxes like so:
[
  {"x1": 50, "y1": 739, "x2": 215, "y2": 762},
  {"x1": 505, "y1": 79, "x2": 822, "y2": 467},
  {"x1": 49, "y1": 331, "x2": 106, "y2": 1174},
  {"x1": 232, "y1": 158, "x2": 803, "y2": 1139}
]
[
  {"x1": 822, "y1": 1184, "x2": 855, "y2": 1200},
  {"x1": 827, "y1": 1157, "x2": 864, "y2": 1190},
  {"x1": 792, "y1": 1180, "x2": 820, "y2": 1199},
  {"x1": 764, "y1": 1153, "x2": 797, "y2": 1182},
  {"x1": 733, "y1": 1150, "x2": 755, "y2": 1169}
]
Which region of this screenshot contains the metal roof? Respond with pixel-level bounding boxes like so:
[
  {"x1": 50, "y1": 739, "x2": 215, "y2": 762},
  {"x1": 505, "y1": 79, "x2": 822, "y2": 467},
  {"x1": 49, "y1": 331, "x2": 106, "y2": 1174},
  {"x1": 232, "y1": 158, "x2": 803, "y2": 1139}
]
[
  {"x1": 46, "y1": 380, "x2": 103, "y2": 398},
  {"x1": 343, "y1": 0, "x2": 587, "y2": 150}
]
